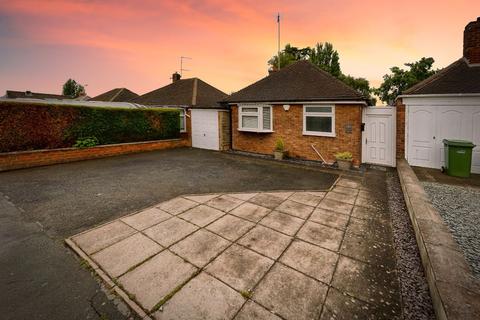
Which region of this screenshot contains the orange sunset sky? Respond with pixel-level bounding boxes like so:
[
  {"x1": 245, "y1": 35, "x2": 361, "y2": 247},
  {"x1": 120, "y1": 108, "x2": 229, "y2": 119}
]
[{"x1": 0, "y1": 0, "x2": 479, "y2": 98}]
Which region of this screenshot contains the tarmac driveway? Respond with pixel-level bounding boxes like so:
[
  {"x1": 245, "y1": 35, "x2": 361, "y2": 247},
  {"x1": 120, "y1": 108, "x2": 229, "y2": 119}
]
[{"x1": 0, "y1": 148, "x2": 338, "y2": 320}]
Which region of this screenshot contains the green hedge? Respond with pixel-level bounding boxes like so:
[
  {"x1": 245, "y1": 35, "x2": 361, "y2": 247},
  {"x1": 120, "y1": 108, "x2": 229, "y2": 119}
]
[{"x1": 0, "y1": 101, "x2": 181, "y2": 153}]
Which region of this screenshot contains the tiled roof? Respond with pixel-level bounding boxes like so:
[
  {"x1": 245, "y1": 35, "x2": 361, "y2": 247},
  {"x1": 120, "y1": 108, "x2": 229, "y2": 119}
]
[
  {"x1": 5, "y1": 90, "x2": 71, "y2": 100},
  {"x1": 89, "y1": 88, "x2": 139, "y2": 102}
]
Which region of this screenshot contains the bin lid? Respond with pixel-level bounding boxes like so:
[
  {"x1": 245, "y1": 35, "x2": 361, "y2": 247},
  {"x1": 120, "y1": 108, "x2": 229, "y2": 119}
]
[{"x1": 442, "y1": 139, "x2": 476, "y2": 147}]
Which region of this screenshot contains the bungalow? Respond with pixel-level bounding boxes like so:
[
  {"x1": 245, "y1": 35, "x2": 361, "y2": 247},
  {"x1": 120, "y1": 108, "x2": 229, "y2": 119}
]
[
  {"x1": 223, "y1": 60, "x2": 368, "y2": 166},
  {"x1": 133, "y1": 74, "x2": 229, "y2": 150},
  {"x1": 396, "y1": 17, "x2": 480, "y2": 173},
  {"x1": 89, "y1": 88, "x2": 139, "y2": 102}
]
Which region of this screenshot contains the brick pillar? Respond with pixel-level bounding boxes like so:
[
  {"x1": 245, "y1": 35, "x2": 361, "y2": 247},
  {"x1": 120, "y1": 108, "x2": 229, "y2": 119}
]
[{"x1": 396, "y1": 99, "x2": 406, "y2": 159}]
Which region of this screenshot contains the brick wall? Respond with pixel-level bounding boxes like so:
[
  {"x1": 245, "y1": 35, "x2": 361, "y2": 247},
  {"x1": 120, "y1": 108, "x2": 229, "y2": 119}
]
[
  {"x1": 231, "y1": 104, "x2": 363, "y2": 166},
  {"x1": 218, "y1": 110, "x2": 231, "y2": 151},
  {"x1": 0, "y1": 139, "x2": 189, "y2": 172},
  {"x1": 396, "y1": 99, "x2": 406, "y2": 159}
]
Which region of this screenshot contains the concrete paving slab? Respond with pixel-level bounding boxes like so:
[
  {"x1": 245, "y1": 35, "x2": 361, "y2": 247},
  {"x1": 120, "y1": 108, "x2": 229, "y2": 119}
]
[
  {"x1": 183, "y1": 194, "x2": 220, "y2": 203},
  {"x1": 206, "y1": 244, "x2": 273, "y2": 292},
  {"x1": 154, "y1": 272, "x2": 244, "y2": 320},
  {"x1": 297, "y1": 221, "x2": 343, "y2": 251},
  {"x1": 336, "y1": 178, "x2": 362, "y2": 189},
  {"x1": 249, "y1": 193, "x2": 285, "y2": 209},
  {"x1": 121, "y1": 208, "x2": 172, "y2": 231},
  {"x1": 320, "y1": 287, "x2": 401, "y2": 320},
  {"x1": 143, "y1": 217, "x2": 198, "y2": 247},
  {"x1": 355, "y1": 196, "x2": 381, "y2": 209},
  {"x1": 346, "y1": 217, "x2": 392, "y2": 245},
  {"x1": 238, "y1": 225, "x2": 292, "y2": 259},
  {"x1": 156, "y1": 197, "x2": 198, "y2": 215},
  {"x1": 170, "y1": 229, "x2": 230, "y2": 267},
  {"x1": 254, "y1": 263, "x2": 328, "y2": 320},
  {"x1": 318, "y1": 198, "x2": 353, "y2": 216},
  {"x1": 228, "y1": 192, "x2": 258, "y2": 201},
  {"x1": 331, "y1": 256, "x2": 401, "y2": 316},
  {"x1": 230, "y1": 202, "x2": 271, "y2": 222},
  {"x1": 288, "y1": 192, "x2": 324, "y2": 207},
  {"x1": 259, "y1": 210, "x2": 304, "y2": 236},
  {"x1": 118, "y1": 250, "x2": 198, "y2": 311},
  {"x1": 92, "y1": 233, "x2": 162, "y2": 278},
  {"x1": 280, "y1": 240, "x2": 338, "y2": 283},
  {"x1": 205, "y1": 195, "x2": 244, "y2": 212},
  {"x1": 72, "y1": 220, "x2": 136, "y2": 254},
  {"x1": 309, "y1": 207, "x2": 349, "y2": 230},
  {"x1": 332, "y1": 185, "x2": 359, "y2": 196},
  {"x1": 275, "y1": 200, "x2": 314, "y2": 219},
  {"x1": 325, "y1": 191, "x2": 357, "y2": 205},
  {"x1": 206, "y1": 214, "x2": 255, "y2": 241},
  {"x1": 235, "y1": 300, "x2": 282, "y2": 320},
  {"x1": 262, "y1": 191, "x2": 293, "y2": 200},
  {"x1": 340, "y1": 232, "x2": 396, "y2": 270},
  {"x1": 178, "y1": 204, "x2": 225, "y2": 227},
  {"x1": 351, "y1": 205, "x2": 388, "y2": 222}
]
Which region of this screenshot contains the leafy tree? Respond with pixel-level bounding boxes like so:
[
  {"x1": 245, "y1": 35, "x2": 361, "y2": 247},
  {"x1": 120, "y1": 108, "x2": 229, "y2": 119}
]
[
  {"x1": 268, "y1": 42, "x2": 375, "y2": 104},
  {"x1": 62, "y1": 79, "x2": 85, "y2": 98},
  {"x1": 375, "y1": 57, "x2": 437, "y2": 104}
]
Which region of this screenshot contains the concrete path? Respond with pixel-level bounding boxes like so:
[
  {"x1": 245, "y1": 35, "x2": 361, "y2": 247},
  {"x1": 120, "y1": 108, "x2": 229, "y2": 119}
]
[{"x1": 68, "y1": 177, "x2": 402, "y2": 320}]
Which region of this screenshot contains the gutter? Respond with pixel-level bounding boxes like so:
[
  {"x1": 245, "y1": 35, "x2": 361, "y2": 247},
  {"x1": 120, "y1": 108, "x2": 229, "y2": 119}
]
[
  {"x1": 398, "y1": 93, "x2": 480, "y2": 98},
  {"x1": 226, "y1": 100, "x2": 368, "y2": 106}
]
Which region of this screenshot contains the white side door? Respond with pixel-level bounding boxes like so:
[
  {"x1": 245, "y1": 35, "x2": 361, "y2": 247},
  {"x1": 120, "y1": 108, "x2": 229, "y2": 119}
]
[
  {"x1": 407, "y1": 106, "x2": 436, "y2": 168},
  {"x1": 191, "y1": 109, "x2": 219, "y2": 150},
  {"x1": 362, "y1": 107, "x2": 396, "y2": 167}
]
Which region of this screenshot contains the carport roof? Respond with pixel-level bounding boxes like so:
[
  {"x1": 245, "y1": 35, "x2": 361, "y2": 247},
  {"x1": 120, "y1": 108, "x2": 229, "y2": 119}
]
[
  {"x1": 404, "y1": 58, "x2": 480, "y2": 95},
  {"x1": 223, "y1": 60, "x2": 365, "y2": 103},
  {"x1": 133, "y1": 78, "x2": 228, "y2": 109}
]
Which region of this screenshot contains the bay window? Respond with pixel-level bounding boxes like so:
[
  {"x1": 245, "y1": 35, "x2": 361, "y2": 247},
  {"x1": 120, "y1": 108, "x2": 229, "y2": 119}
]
[{"x1": 238, "y1": 105, "x2": 273, "y2": 132}]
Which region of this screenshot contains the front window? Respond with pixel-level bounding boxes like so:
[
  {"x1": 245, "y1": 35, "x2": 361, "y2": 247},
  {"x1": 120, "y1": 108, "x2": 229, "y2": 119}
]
[
  {"x1": 238, "y1": 105, "x2": 273, "y2": 132},
  {"x1": 303, "y1": 105, "x2": 335, "y2": 137}
]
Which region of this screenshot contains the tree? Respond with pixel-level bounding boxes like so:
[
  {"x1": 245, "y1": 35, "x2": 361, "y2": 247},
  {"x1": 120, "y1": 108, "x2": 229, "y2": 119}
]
[
  {"x1": 62, "y1": 79, "x2": 85, "y2": 98},
  {"x1": 268, "y1": 42, "x2": 375, "y2": 104},
  {"x1": 375, "y1": 57, "x2": 437, "y2": 105}
]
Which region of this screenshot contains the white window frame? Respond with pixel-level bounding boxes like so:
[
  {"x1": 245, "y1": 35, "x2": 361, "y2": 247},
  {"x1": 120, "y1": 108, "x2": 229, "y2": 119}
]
[
  {"x1": 179, "y1": 108, "x2": 187, "y2": 133},
  {"x1": 238, "y1": 104, "x2": 273, "y2": 133},
  {"x1": 303, "y1": 105, "x2": 336, "y2": 137}
]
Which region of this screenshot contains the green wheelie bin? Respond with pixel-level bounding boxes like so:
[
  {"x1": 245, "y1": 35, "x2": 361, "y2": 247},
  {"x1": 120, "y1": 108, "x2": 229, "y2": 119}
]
[{"x1": 442, "y1": 139, "x2": 476, "y2": 178}]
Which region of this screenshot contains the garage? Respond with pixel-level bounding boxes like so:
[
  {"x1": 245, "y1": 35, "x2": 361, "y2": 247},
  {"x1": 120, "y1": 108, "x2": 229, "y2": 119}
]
[
  {"x1": 191, "y1": 109, "x2": 231, "y2": 151},
  {"x1": 404, "y1": 97, "x2": 480, "y2": 173}
]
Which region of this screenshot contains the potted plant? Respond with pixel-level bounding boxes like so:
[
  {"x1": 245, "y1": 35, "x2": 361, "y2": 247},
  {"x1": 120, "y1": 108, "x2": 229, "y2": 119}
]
[
  {"x1": 335, "y1": 152, "x2": 353, "y2": 170},
  {"x1": 274, "y1": 138, "x2": 286, "y2": 160}
]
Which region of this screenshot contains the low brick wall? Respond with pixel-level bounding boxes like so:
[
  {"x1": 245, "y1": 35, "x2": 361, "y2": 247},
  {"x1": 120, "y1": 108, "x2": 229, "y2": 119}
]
[
  {"x1": 0, "y1": 139, "x2": 188, "y2": 172},
  {"x1": 397, "y1": 159, "x2": 480, "y2": 320}
]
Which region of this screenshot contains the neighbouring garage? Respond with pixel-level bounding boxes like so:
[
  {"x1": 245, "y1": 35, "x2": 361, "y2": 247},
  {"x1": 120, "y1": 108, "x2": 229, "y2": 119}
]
[
  {"x1": 404, "y1": 97, "x2": 480, "y2": 173},
  {"x1": 191, "y1": 109, "x2": 231, "y2": 151}
]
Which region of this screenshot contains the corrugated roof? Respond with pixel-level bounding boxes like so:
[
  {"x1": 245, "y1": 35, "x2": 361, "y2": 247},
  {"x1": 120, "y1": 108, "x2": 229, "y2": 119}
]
[
  {"x1": 404, "y1": 58, "x2": 480, "y2": 95},
  {"x1": 89, "y1": 88, "x2": 139, "y2": 102},
  {"x1": 224, "y1": 60, "x2": 365, "y2": 103},
  {"x1": 133, "y1": 78, "x2": 228, "y2": 108}
]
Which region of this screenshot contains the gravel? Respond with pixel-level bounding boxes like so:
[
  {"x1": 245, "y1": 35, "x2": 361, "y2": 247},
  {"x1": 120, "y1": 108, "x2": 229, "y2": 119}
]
[
  {"x1": 423, "y1": 182, "x2": 480, "y2": 279},
  {"x1": 386, "y1": 171, "x2": 435, "y2": 320}
]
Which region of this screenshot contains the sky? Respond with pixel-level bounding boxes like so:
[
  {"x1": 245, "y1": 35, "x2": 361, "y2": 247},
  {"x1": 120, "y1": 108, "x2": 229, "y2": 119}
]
[{"x1": 0, "y1": 0, "x2": 479, "y2": 98}]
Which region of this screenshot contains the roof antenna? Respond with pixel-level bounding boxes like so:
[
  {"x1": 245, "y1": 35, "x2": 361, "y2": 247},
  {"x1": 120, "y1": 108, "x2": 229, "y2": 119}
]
[
  {"x1": 180, "y1": 56, "x2": 192, "y2": 77},
  {"x1": 277, "y1": 13, "x2": 281, "y2": 71}
]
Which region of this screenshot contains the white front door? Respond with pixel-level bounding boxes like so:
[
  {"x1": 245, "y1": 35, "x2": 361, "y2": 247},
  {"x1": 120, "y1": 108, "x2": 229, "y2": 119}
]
[
  {"x1": 191, "y1": 109, "x2": 219, "y2": 150},
  {"x1": 362, "y1": 107, "x2": 396, "y2": 167}
]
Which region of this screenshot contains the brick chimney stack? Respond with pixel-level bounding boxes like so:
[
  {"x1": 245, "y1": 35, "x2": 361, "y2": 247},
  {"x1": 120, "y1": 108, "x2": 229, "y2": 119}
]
[
  {"x1": 172, "y1": 72, "x2": 181, "y2": 83},
  {"x1": 464, "y1": 17, "x2": 480, "y2": 64}
]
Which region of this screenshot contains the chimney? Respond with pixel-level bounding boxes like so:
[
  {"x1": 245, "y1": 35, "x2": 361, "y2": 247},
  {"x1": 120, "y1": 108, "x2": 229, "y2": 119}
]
[
  {"x1": 464, "y1": 17, "x2": 480, "y2": 64},
  {"x1": 172, "y1": 72, "x2": 181, "y2": 83}
]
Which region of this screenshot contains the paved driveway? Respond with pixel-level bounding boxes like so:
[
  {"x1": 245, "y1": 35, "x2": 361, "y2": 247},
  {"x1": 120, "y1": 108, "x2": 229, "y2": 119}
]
[
  {"x1": 0, "y1": 148, "x2": 338, "y2": 320},
  {"x1": 68, "y1": 179, "x2": 401, "y2": 319}
]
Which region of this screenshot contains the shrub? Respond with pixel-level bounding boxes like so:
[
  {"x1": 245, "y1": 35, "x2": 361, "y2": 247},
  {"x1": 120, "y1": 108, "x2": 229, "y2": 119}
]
[
  {"x1": 275, "y1": 138, "x2": 285, "y2": 151},
  {"x1": 335, "y1": 151, "x2": 353, "y2": 160},
  {"x1": 0, "y1": 101, "x2": 181, "y2": 153},
  {"x1": 73, "y1": 137, "x2": 99, "y2": 148}
]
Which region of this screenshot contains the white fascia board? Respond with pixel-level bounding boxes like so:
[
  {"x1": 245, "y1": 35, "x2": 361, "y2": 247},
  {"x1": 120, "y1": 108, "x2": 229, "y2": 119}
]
[
  {"x1": 230, "y1": 101, "x2": 367, "y2": 106},
  {"x1": 400, "y1": 95, "x2": 480, "y2": 106}
]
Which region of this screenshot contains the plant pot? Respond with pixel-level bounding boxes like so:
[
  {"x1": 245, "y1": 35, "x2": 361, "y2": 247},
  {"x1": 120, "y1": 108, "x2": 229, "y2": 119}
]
[
  {"x1": 274, "y1": 150, "x2": 285, "y2": 160},
  {"x1": 336, "y1": 159, "x2": 352, "y2": 170}
]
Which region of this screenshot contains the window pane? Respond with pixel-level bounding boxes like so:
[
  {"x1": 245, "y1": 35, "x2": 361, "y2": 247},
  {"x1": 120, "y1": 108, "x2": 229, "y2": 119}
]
[
  {"x1": 306, "y1": 116, "x2": 332, "y2": 133},
  {"x1": 262, "y1": 107, "x2": 271, "y2": 130},
  {"x1": 241, "y1": 107, "x2": 258, "y2": 113},
  {"x1": 305, "y1": 106, "x2": 332, "y2": 113},
  {"x1": 242, "y1": 115, "x2": 258, "y2": 128}
]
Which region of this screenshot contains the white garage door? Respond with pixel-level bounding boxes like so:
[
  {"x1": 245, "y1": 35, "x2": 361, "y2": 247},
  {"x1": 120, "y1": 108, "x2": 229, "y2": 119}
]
[
  {"x1": 407, "y1": 105, "x2": 480, "y2": 173},
  {"x1": 191, "y1": 109, "x2": 219, "y2": 150}
]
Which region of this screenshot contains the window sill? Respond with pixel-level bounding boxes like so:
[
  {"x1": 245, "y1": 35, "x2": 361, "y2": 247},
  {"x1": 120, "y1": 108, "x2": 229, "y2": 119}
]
[
  {"x1": 302, "y1": 131, "x2": 336, "y2": 137},
  {"x1": 238, "y1": 129, "x2": 274, "y2": 133}
]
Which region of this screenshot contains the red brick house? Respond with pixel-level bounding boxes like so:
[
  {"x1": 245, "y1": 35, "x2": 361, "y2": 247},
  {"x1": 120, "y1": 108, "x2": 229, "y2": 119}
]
[{"x1": 224, "y1": 61, "x2": 368, "y2": 166}]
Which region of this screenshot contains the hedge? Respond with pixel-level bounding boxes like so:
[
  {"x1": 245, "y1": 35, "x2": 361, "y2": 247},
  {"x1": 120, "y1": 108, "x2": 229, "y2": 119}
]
[{"x1": 0, "y1": 101, "x2": 181, "y2": 153}]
